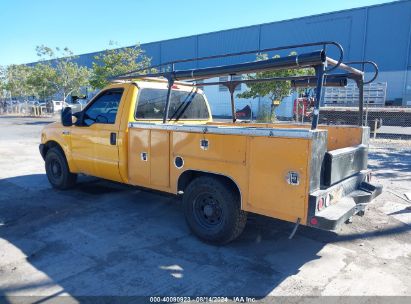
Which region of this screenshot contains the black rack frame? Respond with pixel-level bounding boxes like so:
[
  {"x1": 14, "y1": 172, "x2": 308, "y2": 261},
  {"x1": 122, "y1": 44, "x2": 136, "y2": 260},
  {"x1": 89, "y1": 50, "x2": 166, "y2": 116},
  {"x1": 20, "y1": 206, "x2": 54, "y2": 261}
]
[{"x1": 110, "y1": 41, "x2": 378, "y2": 130}]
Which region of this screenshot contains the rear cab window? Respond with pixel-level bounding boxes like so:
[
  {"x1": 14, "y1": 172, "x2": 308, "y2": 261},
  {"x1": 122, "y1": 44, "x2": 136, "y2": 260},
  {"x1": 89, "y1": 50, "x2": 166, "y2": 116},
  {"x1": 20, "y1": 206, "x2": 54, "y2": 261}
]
[{"x1": 135, "y1": 84, "x2": 210, "y2": 121}]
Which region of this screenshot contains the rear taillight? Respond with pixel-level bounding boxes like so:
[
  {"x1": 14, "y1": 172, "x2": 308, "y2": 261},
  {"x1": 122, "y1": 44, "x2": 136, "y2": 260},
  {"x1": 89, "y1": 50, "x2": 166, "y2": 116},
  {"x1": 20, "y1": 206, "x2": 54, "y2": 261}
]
[
  {"x1": 325, "y1": 194, "x2": 331, "y2": 207},
  {"x1": 310, "y1": 217, "x2": 318, "y2": 225},
  {"x1": 317, "y1": 197, "x2": 324, "y2": 211}
]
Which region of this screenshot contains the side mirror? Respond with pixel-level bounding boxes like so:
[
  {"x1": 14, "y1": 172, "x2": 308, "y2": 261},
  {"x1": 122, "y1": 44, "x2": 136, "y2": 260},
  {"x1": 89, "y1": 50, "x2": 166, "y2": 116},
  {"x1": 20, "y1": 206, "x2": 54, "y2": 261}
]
[{"x1": 61, "y1": 107, "x2": 73, "y2": 127}]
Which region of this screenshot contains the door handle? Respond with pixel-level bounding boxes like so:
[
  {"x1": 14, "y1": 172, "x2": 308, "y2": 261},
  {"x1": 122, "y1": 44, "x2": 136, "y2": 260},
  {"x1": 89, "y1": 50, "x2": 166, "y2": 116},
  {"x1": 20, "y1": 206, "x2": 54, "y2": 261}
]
[{"x1": 110, "y1": 132, "x2": 117, "y2": 145}]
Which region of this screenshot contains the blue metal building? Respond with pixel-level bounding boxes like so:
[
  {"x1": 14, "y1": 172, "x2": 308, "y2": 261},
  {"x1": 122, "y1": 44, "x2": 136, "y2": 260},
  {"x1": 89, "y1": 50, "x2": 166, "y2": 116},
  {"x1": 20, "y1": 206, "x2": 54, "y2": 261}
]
[{"x1": 75, "y1": 0, "x2": 411, "y2": 109}]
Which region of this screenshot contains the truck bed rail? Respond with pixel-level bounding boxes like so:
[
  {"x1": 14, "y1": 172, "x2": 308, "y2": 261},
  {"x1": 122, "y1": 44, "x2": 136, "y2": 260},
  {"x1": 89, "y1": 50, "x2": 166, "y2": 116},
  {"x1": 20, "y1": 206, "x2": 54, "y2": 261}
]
[{"x1": 128, "y1": 122, "x2": 318, "y2": 139}]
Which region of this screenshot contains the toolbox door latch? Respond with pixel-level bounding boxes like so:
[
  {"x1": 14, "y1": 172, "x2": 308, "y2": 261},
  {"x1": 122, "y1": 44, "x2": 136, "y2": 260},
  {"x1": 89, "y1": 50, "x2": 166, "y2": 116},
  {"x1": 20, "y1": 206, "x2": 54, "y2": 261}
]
[
  {"x1": 287, "y1": 171, "x2": 300, "y2": 185},
  {"x1": 200, "y1": 139, "x2": 209, "y2": 150}
]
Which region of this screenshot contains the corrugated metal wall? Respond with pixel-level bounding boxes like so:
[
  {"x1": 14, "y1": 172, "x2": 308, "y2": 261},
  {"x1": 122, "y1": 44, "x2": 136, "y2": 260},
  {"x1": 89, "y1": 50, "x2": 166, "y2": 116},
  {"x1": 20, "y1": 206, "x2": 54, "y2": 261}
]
[{"x1": 76, "y1": 0, "x2": 411, "y2": 106}]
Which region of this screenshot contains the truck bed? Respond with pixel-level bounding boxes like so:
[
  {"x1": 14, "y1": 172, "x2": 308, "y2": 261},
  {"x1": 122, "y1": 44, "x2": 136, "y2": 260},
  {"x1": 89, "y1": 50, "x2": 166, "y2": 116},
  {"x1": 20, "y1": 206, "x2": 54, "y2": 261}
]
[{"x1": 127, "y1": 121, "x2": 370, "y2": 226}]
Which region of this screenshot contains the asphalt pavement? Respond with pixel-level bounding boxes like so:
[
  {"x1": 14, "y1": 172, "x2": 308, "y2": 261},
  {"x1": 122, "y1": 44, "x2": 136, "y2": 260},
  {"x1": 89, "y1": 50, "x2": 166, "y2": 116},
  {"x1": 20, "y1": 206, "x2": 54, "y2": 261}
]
[{"x1": 0, "y1": 116, "x2": 410, "y2": 302}]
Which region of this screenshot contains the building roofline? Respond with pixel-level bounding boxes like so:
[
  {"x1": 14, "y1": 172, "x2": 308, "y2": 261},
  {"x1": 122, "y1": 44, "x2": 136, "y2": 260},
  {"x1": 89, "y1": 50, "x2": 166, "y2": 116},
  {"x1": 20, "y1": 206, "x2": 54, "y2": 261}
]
[
  {"x1": 136, "y1": 0, "x2": 404, "y2": 45},
  {"x1": 26, "y1": 0, "x2": 406, "y2": 64}
]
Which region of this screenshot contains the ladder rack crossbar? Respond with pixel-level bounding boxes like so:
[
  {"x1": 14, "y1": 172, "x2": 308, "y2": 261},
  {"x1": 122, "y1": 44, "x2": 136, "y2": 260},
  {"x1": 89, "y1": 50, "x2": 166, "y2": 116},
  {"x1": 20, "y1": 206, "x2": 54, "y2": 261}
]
[{"x1": 111, "y1": 41, "x2": 344, "y2": 80}]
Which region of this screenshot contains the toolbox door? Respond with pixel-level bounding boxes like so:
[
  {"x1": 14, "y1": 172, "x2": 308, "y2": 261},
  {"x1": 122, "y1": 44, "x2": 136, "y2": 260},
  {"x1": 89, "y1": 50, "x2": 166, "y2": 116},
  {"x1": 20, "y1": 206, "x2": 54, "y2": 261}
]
[
  {"x1": 247, "y1": 136, "x2": 310, "y2": 222},
  {"x1": 128, "y1": 128, "x2": 170, "y2": 188},
  {"x1": 150, "y1": 130, "x2": 170, "y2": 187}
]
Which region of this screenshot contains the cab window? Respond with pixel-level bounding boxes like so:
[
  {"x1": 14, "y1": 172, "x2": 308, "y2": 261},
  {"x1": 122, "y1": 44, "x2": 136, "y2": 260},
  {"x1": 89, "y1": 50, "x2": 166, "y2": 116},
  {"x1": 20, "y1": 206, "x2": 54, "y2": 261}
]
[
  {"x1": 83, "y1": 89, "x2": 124, "y2": 125},
  {"x1": 135, "y1": 88, "x2": 209, "y2": 120}
]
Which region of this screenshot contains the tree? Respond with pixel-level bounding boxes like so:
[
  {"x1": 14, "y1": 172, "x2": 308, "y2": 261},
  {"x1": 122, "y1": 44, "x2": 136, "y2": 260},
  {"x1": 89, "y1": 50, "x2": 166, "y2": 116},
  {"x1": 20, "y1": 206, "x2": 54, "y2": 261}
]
[
  {"x1": 0, "y1": 66, "x2": 6, "y2": 100},
  {"x1": 237, "y1": 52, "x2": 314, "y2": 121},
  {"x1": 27, "y1": 63, "x2": 58, "y2": 101},
  {"x1": 90, "y1": 41, "x2": 153, "y2": 89},
  {"x1": 3, "y1": 64, "x2": 34, "y2": 100},
  {"x1": 35, "y1": 45, "x2": 90, "y2": 102}
]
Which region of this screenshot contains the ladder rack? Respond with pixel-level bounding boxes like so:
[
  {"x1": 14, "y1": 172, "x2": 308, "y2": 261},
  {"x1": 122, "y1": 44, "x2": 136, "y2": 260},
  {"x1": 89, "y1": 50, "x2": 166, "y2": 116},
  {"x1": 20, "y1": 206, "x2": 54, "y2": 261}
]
[{"x1": 109, "y1": 41, "x2": 378, "y2": 129}]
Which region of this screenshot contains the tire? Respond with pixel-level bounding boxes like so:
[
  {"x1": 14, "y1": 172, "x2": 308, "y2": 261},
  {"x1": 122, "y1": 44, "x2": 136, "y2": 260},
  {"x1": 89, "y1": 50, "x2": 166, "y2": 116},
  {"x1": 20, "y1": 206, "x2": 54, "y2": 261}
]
[
  {"x1": 183, "y1": 176, "x2": 247, "y2": 244},
  {"x1": 45, "y1": 147, "x2": 77, "y2": 190}
]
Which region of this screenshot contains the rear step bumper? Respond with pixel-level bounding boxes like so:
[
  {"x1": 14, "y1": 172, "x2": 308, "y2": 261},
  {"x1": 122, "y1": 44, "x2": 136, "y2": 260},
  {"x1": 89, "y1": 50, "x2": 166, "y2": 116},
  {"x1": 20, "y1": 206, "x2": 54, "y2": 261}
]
[{"x1": 307, "y1": 171, "x2": 382, "y2": 230}]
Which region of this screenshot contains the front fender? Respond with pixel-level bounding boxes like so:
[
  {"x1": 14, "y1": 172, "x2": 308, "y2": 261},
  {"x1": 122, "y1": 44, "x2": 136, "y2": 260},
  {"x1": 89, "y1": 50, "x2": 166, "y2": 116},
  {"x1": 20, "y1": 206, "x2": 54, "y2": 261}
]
[{"x1": 41, "y1": 123, "x2": 78, "y2": 173}]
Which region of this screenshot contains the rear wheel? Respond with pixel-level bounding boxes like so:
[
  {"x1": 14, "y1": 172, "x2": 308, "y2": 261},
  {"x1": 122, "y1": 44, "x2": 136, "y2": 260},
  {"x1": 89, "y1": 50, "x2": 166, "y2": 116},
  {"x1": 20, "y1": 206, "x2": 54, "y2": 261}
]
[
  {"x1": 183, "y1": 176, "x2": 247, "y2": 244},
  {"x1": 45, "y1": 147, "x2": 77, "y2": 190}
]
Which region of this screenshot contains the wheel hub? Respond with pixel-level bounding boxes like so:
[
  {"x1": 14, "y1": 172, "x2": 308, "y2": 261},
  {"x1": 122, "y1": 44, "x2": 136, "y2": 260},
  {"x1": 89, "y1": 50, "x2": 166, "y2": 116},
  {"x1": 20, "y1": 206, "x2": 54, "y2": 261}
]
[
  {"x1": 193, "y1": 194, "x2": 223, "y2": 228},
  {"x1": 204, "y1": 204, "x2": 214, "y2": 217},
  {"x1": 50, "y1": 160, "x2": 61, "y2": 178}
]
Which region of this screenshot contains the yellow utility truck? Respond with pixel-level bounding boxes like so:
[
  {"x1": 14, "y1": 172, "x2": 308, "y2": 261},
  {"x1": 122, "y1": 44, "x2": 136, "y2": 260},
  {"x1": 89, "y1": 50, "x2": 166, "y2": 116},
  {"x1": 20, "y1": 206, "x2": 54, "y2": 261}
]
[{"x1": 39, "y1": 42, "x2": 382, "y2": 244}]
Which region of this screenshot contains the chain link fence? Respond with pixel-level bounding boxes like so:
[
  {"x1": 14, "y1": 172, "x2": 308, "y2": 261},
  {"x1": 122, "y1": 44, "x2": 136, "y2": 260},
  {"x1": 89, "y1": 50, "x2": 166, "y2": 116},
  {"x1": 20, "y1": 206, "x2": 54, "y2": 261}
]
[
  {"x1": 0, "y1": 99, "x2": 88, "y2": 118},
  {"x1": 0, "y1": 100, "x2": 56, "y2": 117},
  {"x1": 283, "y1": 81, "x2": 411, "y2": 141},
  {"x1": 2, "y1": 87, "x2": 410, "y2": 142},
  {"x1": 285, "y1": 102, "x2": 411, "y2": 141},
  {"x1": 238, "y1": 98, "x2": 410, "y2": 142},
  {"x1": 319, "y1": 106, "x2": 411, "y2": 139}
]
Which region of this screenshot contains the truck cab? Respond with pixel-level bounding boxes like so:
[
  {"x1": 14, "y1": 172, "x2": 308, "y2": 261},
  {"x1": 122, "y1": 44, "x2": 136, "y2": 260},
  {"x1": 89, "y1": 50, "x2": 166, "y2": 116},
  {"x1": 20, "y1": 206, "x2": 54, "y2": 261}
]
[{"x1": 40, "y1": 79, "x2": 211, "y2": 182}]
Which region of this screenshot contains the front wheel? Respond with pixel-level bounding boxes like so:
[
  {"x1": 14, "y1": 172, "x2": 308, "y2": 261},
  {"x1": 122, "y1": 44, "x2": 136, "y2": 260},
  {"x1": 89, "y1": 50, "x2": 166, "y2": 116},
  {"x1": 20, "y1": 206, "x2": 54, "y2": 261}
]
[
  {"x1": 45, "y1": 147, "x2": 77, "y2": 190},
  {"x1": 183, "y1": 176, "x2": 247, "y2": 244}
]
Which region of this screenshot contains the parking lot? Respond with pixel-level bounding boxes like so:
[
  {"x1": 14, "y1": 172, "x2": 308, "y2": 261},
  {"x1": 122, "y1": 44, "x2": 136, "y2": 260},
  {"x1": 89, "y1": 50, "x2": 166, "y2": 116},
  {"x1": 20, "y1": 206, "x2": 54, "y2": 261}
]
[{"x1": 0, "y1": 116, "x2": 411, "y2": 301}]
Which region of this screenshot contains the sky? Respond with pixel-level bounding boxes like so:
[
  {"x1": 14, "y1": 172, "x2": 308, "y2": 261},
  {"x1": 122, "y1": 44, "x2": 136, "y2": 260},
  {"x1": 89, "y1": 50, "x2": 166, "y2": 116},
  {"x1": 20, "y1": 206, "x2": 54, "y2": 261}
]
[{"x1": 0, "y1": 0, "x2": 398, "y2": 66}]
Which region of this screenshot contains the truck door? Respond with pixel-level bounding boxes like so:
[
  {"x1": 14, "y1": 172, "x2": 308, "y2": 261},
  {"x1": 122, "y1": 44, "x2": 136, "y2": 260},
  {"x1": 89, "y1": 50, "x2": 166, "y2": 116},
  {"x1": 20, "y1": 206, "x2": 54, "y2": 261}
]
[{"x1": 70, "y1": 86, "x2": 127, "y2": 182}]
